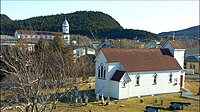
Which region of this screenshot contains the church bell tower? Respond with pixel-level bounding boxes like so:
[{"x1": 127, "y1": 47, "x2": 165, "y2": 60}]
[{"x1": 62, "y1": 17, "x2": 70, "y2": 44}]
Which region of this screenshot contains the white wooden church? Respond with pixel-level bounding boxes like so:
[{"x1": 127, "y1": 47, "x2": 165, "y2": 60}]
[
  {"x1": 15, "y1": 18, "x2": 70, "y2": 44},
  {"x1": 95, "y1": 40, "x2": 186, "y2": 99}
]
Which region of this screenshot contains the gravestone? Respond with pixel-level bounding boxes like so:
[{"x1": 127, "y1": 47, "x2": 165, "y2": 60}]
[
  {"x1": 85, "y1": 96, "x2": 88, "y2": 105},
  {"x1": 140, "y1": 98, "x2": 144, "y2": 103},
  {"x1": 70, "y1": 94, "x2": 73, "y2": 103},
  {"x1": 154, "y1": 99, "x2": 158, "y2": 103},
  {"x1": 74, "y1": 86, "x2": 79, "y2": 97},
  {"x1": 96, "y1": 93, "x2": 99, "y2": 102},
  {"x1": 75, "y1": 97, "x2": 78, "y2": 103},
  {"x1": 101, "y1": 93, "x2": 104, "y2": 104},
  {"x1": 83, "y1": 92, "x2": 87, "y2": 99},
  {"x1": 80, "y1": 97, "x2": 83, "y2": 105},
  {"x1": 106, "y1": 96, "x2": 110, "y2": 105},
  {"x1": 160, "y1": 99, "x2": 164, "y2": 105}
]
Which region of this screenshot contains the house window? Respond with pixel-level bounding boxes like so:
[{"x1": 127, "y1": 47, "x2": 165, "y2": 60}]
[
  {"x1": 135, "y1": 74, "x2": 140, "y2": 86},
  {"x1": 190, "y1": 64, "x2": 195, "y2": 69},
  {"x1": 169, "y1": 73, "x2": 172, "y2": 83},
  {"x1": 97, "y1": 63, "x2": 106, "y2": 79},
  {"x1": 153, "y1": 73, "x2": 157, "y2": 85}
]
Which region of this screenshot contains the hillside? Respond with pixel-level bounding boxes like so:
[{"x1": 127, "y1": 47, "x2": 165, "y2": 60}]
[
  {"x1": 159, "y1": 25, "x2": 200, "y2": 39},
  {"x1": 1, "y1": 11, "x2": 159, "y2": 40}
]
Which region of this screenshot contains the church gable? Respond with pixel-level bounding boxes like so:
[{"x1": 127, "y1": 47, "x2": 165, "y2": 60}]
[{"x1": 111, "y1": 70, "x2": 131, "y2": 82}]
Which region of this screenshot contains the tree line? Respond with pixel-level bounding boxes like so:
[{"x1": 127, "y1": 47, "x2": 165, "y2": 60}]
[{"x1": 1, "y1": 11, "x2": 159, "y2": 41}]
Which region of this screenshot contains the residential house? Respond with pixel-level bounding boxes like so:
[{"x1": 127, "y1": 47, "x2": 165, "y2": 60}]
[
  {"x1": 73, "y1": 46, "x2": 95, "y2": 58},
  {"x1": 185, "y1": 56, "x2": 200, "y2": 74}
]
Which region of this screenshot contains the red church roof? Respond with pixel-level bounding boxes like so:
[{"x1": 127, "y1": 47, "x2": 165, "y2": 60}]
[
  {"x1": 102, "y1": 48, "x2": 182, "y2": 72},
  {"x1": 16, "y1": 30, "x2": 62, "y2": 36}
]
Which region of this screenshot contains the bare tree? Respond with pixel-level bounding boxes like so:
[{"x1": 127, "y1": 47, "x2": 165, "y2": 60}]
[{"x1": 0, "y1": 43, "x2": 91, "y2": 112}]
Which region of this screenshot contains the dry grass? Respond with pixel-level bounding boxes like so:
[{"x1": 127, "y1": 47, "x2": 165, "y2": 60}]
[
  {"x1": 1, "y1": 81, "x2": 199, "y2": 112},
  {"x1": 54, "y1": 92, "x2": 199, "y2": 112},
  {"x1": 53, "y1": 80, "x2": 199, "y2": 112},
  {"x1": 184, "y1": 78, "x2": 199, "y2": 96}
]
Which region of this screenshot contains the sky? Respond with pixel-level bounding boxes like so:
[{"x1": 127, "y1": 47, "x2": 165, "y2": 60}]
[{"x1": 1, "y1": 1, "x2": 199, "y2": 34}]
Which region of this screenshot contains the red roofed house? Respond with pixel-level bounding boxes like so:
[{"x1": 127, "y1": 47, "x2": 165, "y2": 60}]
[{"x1": 95, "y1": 40, "x2": 185, "y2": 99}]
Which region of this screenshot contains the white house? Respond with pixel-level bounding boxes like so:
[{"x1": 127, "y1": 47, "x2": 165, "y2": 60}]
[
  {"x1": 95, "y1": 40, "x2": 185, "y2": 99},
  {"x1": 73, "y1": 47, "x2": 95, "y2": 58},
  {"x1": 15, "y1": 18, "x2": 70, "y2": 44}
]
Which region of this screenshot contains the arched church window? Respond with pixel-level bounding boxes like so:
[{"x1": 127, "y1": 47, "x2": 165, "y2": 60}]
[
  {"x1": 153, "y1": 73, "x2": 157, "y2": 85},
  {"x1": 98, "y1": 68, "x2": 100, "y2": 78},
  {"x1": 136, "y1": 74, "x2": 140, "y2": 86},
  {"x1": 98, "y1": 63, "x2": 106, "y2": 79},
  {"x1": 169, "y1": 73, "x2": 172, "y2": 83},
  {"x1": 100, "y1": 65, "x2": 103, "y2": 78},
  {"x1": 103, "y1": 68, "x2": 106, "y2": 79}
]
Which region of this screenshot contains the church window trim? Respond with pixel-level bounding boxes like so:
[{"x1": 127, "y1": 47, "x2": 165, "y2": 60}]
[
  {"x1": 169, "y1": 73, "x2": 173, "y2": 83},
  {"x1": 153, "y1": 73, "x2": 157, "y2": 85},
  {"x1": 97, "y1": 63, "x2": 106, "y2": 79},
  {"x1": 135, "y1": 74, "x2": 140, "y2": 86}
]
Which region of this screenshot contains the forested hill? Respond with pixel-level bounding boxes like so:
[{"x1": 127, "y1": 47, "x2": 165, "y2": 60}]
[
  {"x1": 159, "y1": 25, "x2": 200, "y2": 39},
  {"x1": 1, "y1": 11, "x2": 158, "y2": 40}
]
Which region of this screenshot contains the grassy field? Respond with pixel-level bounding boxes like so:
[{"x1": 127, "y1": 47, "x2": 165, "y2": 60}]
[
  {"x1": 53, "y1": 92, "x2": 199, "y2": 112},
  {"x1": 52, "y1": 80, "x2": 200, "y2": 112},
  {"x1": 184, "y1": 77, "x2": 200, "y2": 96},
  {"x1": 1, "y1": 79, "x2": 199, "y2": 112}
]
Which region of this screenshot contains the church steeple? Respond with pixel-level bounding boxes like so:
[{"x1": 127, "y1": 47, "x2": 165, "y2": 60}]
[
  {"x1": 62, "y1": 17, "x2": 70, "y2": 44},
  {"x1": 62, "y1": 17, "x2": 69, "y2": 34}
]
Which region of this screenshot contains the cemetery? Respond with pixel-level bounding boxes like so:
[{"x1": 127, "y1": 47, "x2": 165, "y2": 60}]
[{"x1": 1, "y1": 79, "x2": 199, "y2": 112}]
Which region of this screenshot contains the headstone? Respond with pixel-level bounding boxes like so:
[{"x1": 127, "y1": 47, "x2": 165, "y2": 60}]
[
  {"x1": 85, "y1": 96, "x2": 88, "y2": 105},
  {"x1": 75, "y1": 97, "x2": 78, "y2": 103},
  {"x1": 106, "y1": 96, "x2": 110, "y2": 105},
  {"x1": 83, "y1": 92, "x2": 87, "y2": 99},
  {"x1": 96, "y1": 93, "x2": 99, "y2": 101},
  {"x1": 154, "y1": 99, "x2": 158, "y2": 103},
  {"x1": 160, "y1": 99, "x2": 164, "y2": 105},
  {"x1": 70, "y1": 94, "x2": 73, "y2": 103},
  {"x1": 74, "y1": 86, "x2": 79, "y2": 97},
  {"x1": 140, "y1": 98, "x2": 143, "y2": 103},
  {"x1": 80, "y1": 97, "x2": 83, "y2": 105},
  {"x1": 101, "y1": 93, "x2": 104, "y2": 104}
]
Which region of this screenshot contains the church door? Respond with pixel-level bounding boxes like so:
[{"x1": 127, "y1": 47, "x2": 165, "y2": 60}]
[{"x1": 180, "y1": 75, "x2": 183, "y2": 88}]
